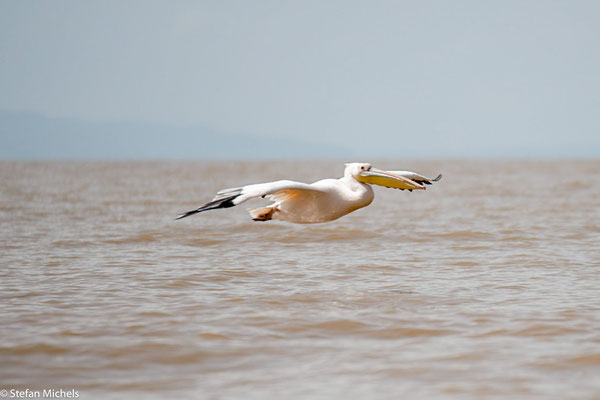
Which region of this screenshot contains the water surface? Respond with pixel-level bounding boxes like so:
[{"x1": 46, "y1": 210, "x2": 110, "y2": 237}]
[{"x1": 1, "y1": 160, "x2": 599, "y2": 399}]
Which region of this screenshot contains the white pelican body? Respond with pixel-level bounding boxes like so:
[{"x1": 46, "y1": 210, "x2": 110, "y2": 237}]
[{"x1": 176, "y1": 163, "x2": 441, "y2": 224}]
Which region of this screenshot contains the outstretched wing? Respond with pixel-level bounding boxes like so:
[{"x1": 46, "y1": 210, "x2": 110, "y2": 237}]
[
  {"x1": 175, "y1": 180, "x2": 327, "y2": 220},
  {"x1": 387, "y1": 171, "x2": 443, "y2": 186},
  {"x1": 358, "y1": 169, "x2": 442, "y2": 192}
]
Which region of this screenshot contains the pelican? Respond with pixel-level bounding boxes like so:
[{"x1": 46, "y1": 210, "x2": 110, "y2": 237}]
[{"x1": 176, "y1": 163, "x2": 441, "y2": 224}]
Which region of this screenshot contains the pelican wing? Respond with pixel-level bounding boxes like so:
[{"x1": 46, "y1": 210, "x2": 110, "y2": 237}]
[
  {"x1": 241, "y1": 180, "x2": 327, "y2": 202},
  {"x1": 387, "y1": 171, "x2": 443, "y2": 186},
  {"x1": 358, "y1": 169, "x2": 442, "y2": 191},
  {"x1": 175, "y1": 180, "x2": 326, "y2": 220}
]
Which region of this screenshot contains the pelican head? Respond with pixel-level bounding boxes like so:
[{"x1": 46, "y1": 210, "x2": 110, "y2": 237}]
[{"x1": 344, "y1": 162, "x2": 372, "y2": 178}]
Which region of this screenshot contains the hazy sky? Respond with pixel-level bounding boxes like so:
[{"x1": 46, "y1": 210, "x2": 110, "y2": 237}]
[{"x1": 1, "y1": 1, "x2": 599, "y2": 157}]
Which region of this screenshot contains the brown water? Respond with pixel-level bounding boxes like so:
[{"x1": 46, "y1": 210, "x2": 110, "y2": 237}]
[{"x1": 1, "y1": 160, "x2": 599, "y2": 399}]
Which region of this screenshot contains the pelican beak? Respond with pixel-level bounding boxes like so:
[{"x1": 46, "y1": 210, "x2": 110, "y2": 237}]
[{"x1": 357, "y1": 168, "x2": 426, "y2": 190}]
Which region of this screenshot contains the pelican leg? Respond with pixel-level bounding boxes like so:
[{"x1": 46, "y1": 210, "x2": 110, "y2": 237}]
[{"x1": 250, "y1": 206, "x2": 277, "y2": 222}]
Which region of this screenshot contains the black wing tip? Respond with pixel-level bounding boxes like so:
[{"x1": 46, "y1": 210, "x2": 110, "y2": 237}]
[
  {"x1": 175, "y1": 210, "x2": 200, "y2": 220},
  {"x1": 175, "y1": 193, "x2": 241, "y2": 220},
  {"x1": 420, "y1": 174, "x2": 443, "y2": 185}
]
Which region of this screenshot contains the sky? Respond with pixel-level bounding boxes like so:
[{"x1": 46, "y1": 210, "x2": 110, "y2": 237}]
[{"x1": 1, "y1": 1, "x2": 599, "y2": 158}]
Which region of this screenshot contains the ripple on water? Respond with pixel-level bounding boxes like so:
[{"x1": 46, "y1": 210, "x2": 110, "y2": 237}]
[{"x1": 1, "y1": 343, "x2": 70, "y2": 356}]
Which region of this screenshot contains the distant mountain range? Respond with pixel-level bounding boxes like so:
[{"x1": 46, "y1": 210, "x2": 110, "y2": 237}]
[{"x1": 0, "y1": 110, "x2": 350, "y2": 160}]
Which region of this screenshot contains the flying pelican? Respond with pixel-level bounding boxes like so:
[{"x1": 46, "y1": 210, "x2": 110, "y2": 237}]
[{"x1": 176, "y1": 162, "x2": 441, "y2": 224}]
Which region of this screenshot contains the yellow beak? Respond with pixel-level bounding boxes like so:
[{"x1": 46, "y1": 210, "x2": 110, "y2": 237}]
[{"x1": 356, "y1": 168, "x2": 426, "y2": 190}]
